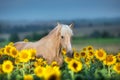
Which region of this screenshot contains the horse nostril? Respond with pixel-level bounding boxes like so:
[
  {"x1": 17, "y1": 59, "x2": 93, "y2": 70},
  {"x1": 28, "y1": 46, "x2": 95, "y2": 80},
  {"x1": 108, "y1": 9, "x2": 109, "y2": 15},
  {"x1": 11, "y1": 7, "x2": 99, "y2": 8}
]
[
  {"x1": 66, "y1": 51, "x2": 73, "y2": 58},
  {"x1": 72, "y1": 52, "x2": 74, "y2": 57}
]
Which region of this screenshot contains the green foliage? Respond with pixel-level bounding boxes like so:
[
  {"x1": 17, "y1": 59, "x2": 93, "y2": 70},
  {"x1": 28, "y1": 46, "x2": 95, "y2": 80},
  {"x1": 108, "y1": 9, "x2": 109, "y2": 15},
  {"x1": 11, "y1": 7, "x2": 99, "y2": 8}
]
[
  {"x1": 9, "y1": 33, "x2": 19, "y2": 42},
  {"x1": 24, "y1": 32, "x2": 48, "y2": 41}
]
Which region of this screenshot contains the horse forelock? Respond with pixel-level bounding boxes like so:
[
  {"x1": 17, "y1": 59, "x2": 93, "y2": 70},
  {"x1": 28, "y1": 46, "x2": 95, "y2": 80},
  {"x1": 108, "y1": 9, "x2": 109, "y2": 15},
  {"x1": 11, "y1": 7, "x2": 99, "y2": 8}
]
[
  {"x1": 49, "y1": 23, "x2": 73, "y2": 37},
  {"x1": 61, "y1": 24, "x2": 73, "y2": 36}
]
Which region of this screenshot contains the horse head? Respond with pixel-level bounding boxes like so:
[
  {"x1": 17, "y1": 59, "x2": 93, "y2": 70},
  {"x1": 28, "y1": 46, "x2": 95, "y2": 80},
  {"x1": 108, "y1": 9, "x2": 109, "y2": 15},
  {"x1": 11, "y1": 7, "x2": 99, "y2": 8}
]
[{"x1": 56, "y1": 23, "x2": 74, "y2": 58}]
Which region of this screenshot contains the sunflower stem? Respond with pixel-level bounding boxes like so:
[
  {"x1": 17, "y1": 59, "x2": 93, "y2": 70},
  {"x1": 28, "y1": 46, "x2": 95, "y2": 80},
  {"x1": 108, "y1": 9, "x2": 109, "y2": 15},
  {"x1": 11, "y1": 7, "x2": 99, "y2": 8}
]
[
  {"x1": 16, "y1": 64, "x2": 18, "y2": 70},
  {"x1": 28, "y1": 61, "x2": 31, "y2": 73},
  {"x1": 70, "y1": 71, "x2": 75, "y2": 80},
  {"x1": 22, "y1": 63, "x2": 25, "y2": 76},
  {"x1": 7, "y1": 73, "x2": 11, "y2": 80},
  {"x1": 108, "y1": 66, "x2": 111, "y2": 78}
]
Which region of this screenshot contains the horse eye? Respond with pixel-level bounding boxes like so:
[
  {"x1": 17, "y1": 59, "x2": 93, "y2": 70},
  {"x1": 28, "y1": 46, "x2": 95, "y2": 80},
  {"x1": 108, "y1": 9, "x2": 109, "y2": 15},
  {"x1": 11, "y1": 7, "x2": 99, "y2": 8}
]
[{"x1": 61, "y1": 36, "x2": 64, "y2": 39}]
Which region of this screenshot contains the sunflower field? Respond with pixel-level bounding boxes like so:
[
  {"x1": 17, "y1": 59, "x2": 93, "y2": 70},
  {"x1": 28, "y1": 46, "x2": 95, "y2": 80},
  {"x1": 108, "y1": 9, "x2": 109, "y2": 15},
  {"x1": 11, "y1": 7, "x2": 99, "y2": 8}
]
[{"x1": 0, "y1": 41, "x2": 120, "y2": 80}]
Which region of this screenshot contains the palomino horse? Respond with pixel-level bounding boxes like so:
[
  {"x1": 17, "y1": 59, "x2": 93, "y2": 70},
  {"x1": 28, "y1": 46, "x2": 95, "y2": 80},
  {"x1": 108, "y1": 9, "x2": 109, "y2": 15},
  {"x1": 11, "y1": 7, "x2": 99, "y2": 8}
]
[{"x1": 14, "y1": 23, "x2": 73, "y2": 66}]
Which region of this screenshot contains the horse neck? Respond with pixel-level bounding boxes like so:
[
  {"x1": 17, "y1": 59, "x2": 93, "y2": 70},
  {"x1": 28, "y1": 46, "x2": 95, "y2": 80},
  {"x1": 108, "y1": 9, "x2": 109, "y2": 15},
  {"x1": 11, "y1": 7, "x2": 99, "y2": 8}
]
[
  {"x1": 38, "y1": 30, "x2": 62, "y2": 57},
  {"x1": 48, "y1": 33, "x2": 62, "y2": 57}
]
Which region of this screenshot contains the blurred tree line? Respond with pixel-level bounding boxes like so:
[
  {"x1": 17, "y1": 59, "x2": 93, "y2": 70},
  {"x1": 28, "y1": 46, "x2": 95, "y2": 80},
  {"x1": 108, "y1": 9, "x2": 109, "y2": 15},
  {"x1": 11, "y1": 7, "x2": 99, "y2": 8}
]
[
  {"x1": 9, "y1": 30, "x2": 120, "y2": 42},
  {"x1": 72, "y1": 30, "x2": 120, "y2": 41},
  {"x1": 90, "y1": 30, "x2": 113, "y2": 38},
  {"x1": 9, "y1": 32, "x2": 48, "y2": 42}
]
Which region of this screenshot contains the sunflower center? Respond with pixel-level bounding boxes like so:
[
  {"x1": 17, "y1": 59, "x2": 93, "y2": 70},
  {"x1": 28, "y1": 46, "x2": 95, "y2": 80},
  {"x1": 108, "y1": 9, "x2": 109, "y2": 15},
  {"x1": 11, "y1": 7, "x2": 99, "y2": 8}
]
[
  {"x1": 52, "y1": 64, "x2": 57, "y2": 67},
  {"x1": 106, "y1": 56, "x2": 113, "y2": 62},
  {"x1": 81, "y1": 52, "x2": 85, "y2": 56},
  {"x1": 118, "y1": 56, "x2": 120, "y2": 58},
  {"x1": 5, "y1": 64, "x2": 11, "y2": 69},
  {"x1": 83, "y1": 48, "x2": 86, "y2": 51},
  {"x1": 66, "y1": 57, "x2": 72, "y2": 62},
  {"x1": 6, "y1": 47, "x2": 10, "y2": 53},
  {"x1": 38, "y1": 68, "x2": 42, "y2": 73},
  {"x1": 12, "y1": 50, "x2": 17, "y2": 55},
  {"x1": 0, "y1": 54, "x2": 2, "y2": 58},
  {"x1": 22, "y1": 53, "x2": 28, "y2": 58},
  {"x1": 88, "y1": 47, "x2": 92, "y2": 50},
  {"x1": 89, "y1": 52, "x2": 93, "y2": 56},
  {"x1": 98, "y1": 51, "x2": 103, "y2": 57},
  {"x1": 75, "y1": 53, "x2": 79, "y2": 57},
  {"x1": 73, "y1": 63, "x2": 78, "y2": 69},
  {"x1": 48, "y1": 74, "x2": 57, "y2": 80},
  {"x1": 1, "y1": 49, "x2": 4, "y2": 53},
  {"x1": 63, "y1": 48, "x2": 66, "y2": 52},
  {"x1": 85, "y1": 58, "x2": 90, "y2": 62},
  {"x1": 117, "y1": 65, "x2": 120, "y2": 71},
  {"x1": 31, "y1": 52, "x2": 35, "y2": 56}
]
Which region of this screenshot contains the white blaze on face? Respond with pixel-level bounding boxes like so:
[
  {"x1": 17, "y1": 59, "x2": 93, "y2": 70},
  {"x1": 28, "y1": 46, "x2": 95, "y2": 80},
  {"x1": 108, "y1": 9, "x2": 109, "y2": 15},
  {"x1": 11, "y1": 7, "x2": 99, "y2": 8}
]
[
  {"x1": 61, "y1": 24, "x2": 73, "y2": 52},
  {"x1": 67, "y1": 40, "x2": 72, "y2": 52}
]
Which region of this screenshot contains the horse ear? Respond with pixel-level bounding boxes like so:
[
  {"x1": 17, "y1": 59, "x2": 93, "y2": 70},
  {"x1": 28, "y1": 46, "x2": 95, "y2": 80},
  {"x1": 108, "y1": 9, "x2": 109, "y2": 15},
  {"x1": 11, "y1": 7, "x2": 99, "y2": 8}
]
[
  {"x1": 69, "y1": 23, "x2": 74, "y2": 29},
  {"x1": 56, "y1": 23, "x2": 62, "y2": 36},
  {"x1": 57, "y1": 22, "x2": 61, "y2": 26},
  {"x1": 56, "y1": 22, "x2": 61, "y2": 30},
  {"x1": 49, "y1": 22, "x2": 61, "y2": 35}
]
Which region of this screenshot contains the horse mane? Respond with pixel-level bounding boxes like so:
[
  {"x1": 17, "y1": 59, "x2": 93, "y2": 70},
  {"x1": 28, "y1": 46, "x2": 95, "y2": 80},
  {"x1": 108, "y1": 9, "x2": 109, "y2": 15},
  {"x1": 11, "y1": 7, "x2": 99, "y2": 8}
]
[
  {"x1": 49, "y1": 23, "x2": 73, "y2": 36},
  {"x1": 61, "y1": 24, "x2": 73, "y2": 36}
]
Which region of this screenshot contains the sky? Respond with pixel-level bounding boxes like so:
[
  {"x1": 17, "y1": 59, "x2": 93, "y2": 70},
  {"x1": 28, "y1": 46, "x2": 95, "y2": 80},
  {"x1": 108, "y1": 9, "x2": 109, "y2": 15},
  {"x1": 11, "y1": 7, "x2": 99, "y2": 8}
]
[{"x1": 0, "y1": 0, "x2": 120, "y2": 21}]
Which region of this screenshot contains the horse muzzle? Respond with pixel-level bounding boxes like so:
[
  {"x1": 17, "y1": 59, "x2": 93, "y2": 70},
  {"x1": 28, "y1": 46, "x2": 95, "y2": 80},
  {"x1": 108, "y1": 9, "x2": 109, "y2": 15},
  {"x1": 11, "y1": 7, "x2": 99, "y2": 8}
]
[{"x1": 66, "y1": 51, "x2": 73, "y2": 58}]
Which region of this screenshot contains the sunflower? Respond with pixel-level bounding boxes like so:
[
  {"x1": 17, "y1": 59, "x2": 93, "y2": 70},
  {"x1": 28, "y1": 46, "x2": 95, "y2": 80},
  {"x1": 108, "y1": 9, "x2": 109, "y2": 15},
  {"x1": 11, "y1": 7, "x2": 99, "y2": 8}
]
[
  {"x1": 73, "y1": 52, "x2": 80, "y2": 60},
  {"x1": 24, "y1": 74, "x2": 33, "y2": 80},
  {"x1": 2, "y1": 60, "x2": 14, "y2": 73},
  {"x1": 95, "y1": 49, "x2": 106, "y2": 61},
  {"x1": 62, "y1": 48, "x2": 66, "y2": 55},
  {"x1": 80, "y1": 51, "x2": 87, "y2": 58},
  {"x1": 23, "y1": 39, "x2": 29, "y2": 42},
  {"x1": 0, "y1": 64, "x2": 3, "y2": 74},
  {"x1": 19, "y1": 49, "x2": 31, "y2": 63},
  {"x1": 34, "y1": 66, "x2": 45, "y2": 78},
  {"x1": 34, "y1": 59, "x2": 44, "y2": 67},
  {"x1": 15, "y1": 58, "x2": 20, "y2": 65},
  {"x1": 64, "y1": 57, "x2": 72, "y2": 63},
  {"x1": 0, "y1": 48, "x2": 4, "y2": 54},
  {"x1": 36, "y1": 58, "x2": 43, "y2": 62},
  {"x1": 8, "y1": 42, "x2": 14, "y2": 46},
  {"x1": 68, "y1": 59, "x2": 82, "y2": 73},
  {"x1": 116, "y1": 53, "x2": 120, "y2": 61},
  {"x1": 82, "y1": 47, "x2": 87, "y2": 51},
  {"x1": 10, "y1": 47, "x2": 19, "y2": 58},
  {"x1": 87, "y1": 46, "x2": 94, "y2": 51},
  {"x1": 85, "y1": 57, "x2": 91, "y2": 65},
  {"x1": 87, "y1": 50, "x2": 94, "y2": 59},
  {"x1": 34, "y1": 62, "x2": 38, "y2": 67},
  {"x1": 0, "y1": 52, "x2": 2, "y2": 58},
  {"x1": 4, "y1": 45, "x2": 12, "y2": 55},
  {"x1": 29, "y1": 49, "x2": 36, "y2": 60},
  {"x1": 103, "y1": 54, "x2": 116, "y2": 66},
  {"x1": 72, "y1": 48, "x2": 77, "y2": 52},
  {"x1": 113, "y1": 62, "x2": 120, "y2": 74},
  {"x1": 35, "y1": 58, "x2": 44, "y2": 66},
  {"x1": 44, "y1": 66, "x2": 61, "y2": 80},
  {"x1": 85, "y1": 57, "x2": 91, "y2": 68},
  {"x1": 51, "y1": 61, "x2": 59, "y2": 67}
]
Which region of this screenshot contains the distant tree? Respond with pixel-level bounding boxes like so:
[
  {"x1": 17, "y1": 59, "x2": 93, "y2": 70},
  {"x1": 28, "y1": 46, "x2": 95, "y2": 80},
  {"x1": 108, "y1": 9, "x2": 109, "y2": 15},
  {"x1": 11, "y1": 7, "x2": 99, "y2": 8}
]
[
  {"x1": 32, "y1": 32, "x2": 48, "y2": 41},
  {"x1": 90, "y1": 30, "x2": 101, "y2": 38},
  {"x1": 0, "y1": 25, "x2": 3, "y2": 33},
  {"x1": 9, "y1": 33, "x2": 19, "y2": 42},
  {"x1": 101, "y1": 31, "x2": 111, "y2": 38},
  {"x1": 118, "y1": 33, "x2": 120, "y2": 38},
  {"x1": 24, "y1": 32, "x2": 48, "y2": 41},
  {"x1": 24, "y1": 35, "x2": 33, "y2": 41},
  {"x1": 32, "y1": 32, "x2": 41, "y2": 41},
  {"x1": 88, "y1": 23, "x2": 93, "y2": 27}
]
